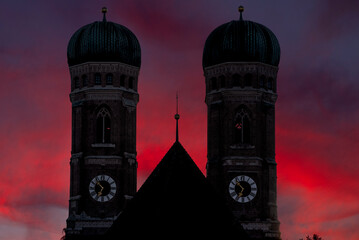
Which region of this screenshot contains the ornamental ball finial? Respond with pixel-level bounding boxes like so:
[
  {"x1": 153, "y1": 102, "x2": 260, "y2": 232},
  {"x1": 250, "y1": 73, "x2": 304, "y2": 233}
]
[
  {"x1": 238, "y1": 6, "x2": 244, "y2": 20},
  {"x1": 102, "y1": 7, "x2": 107, "y2": 22}
]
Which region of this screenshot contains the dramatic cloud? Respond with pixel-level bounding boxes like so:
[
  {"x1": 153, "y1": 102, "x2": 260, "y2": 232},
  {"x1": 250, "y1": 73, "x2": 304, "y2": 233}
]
[{"x1": 0, "y1": 0, "x2": 358, "y2": 239}]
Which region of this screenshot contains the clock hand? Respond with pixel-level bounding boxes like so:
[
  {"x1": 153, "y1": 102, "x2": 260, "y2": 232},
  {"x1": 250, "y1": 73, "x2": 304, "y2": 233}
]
[
  {"x1": 96, "y1": 182, "x2": 104, "y2": 196},
  {"x1": 236, "y1": 181, "x2": 244, "y2": 197},
  {"x1": 96, "y1": 181, "x2": 104, "y2": 189},
  {"x1": 236, "y1": 181, "x2": 244, "y2": 191}
]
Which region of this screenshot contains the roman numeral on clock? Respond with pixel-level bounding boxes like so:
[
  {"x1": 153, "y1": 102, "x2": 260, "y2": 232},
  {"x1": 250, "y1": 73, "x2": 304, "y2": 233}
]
[
  {"x1": 229, "y1": 175, "x2": 257, "y2": 203},
  {"x1": 89, "y1": 175, "x2": 117, "y2": 202}
]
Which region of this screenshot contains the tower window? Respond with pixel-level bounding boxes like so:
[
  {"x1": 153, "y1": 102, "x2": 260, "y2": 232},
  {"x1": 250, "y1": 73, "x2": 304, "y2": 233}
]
[
  {"x1": 259, "y1": 75, "x2": 265, "y2": 88},
  {"x1": 268, "y1": 77, "x2": 274, "y2": 90},
  {"x1": 232, "y1": 74, "x2": 241, "y2": 87},
  {"x1": 219, "y1": 75, "x2": 226, "y2": 89},
  {"x1": 120, "y1": 75, "x2": 126, "y2": 87},
  {"x1": 96, "y1": 108, "x2": 111, "y2": 143},
  {"x1": 74, "y1": 77, "x2": 80, "y2": 89},
  {"x1": 244, "y1": 74, "x2": 252, "y2": 87},
  {"x1": 82, "y1": 75, "x2": 88, "y2": 87},
  {"x1": 234, "y1": 108, "x2": 251, "y2": 144},
  {"x1": 128, "y1": 77, "x2": 134, "y2": 89},
  {"x1": 106, "y1": 73, "x2": 113, "y2": 85},
  {"x1": 210, "y1": 77, "x2": 217, "y2": 91},
  {"x1": 95, "y1": 73, "x2": 101, "y2": 85}
]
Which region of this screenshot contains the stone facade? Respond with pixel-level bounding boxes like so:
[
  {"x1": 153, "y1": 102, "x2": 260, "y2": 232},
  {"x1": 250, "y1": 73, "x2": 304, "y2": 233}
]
[
  {"x1": 65, "y1": 62, "x2": 139, "y2": 238},
  {"x1": 205, "y1": 62, "x2": 281, "y2": 240}
]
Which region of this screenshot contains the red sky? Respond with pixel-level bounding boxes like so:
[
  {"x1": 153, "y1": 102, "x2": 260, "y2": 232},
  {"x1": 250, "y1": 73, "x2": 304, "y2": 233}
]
[{"x1": 1, "y1": 0, "x2": 359, "y2": 239}]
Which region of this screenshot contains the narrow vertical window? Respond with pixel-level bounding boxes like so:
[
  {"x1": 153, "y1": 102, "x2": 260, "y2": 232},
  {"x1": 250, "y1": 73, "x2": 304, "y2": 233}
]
[
  {"x1": 82, "y1": 75, "x2": 88, "y2": 87},
  {"x1": 235, "y1": 108, "x2": 251, "y2": 144},
  {"x1": 74, "y1": 77, "x2": 80, "y2": 88},
  {"x1": 244, "y1": 74, "x2": 252, "y2": 87},
  {"x1": 219, "y1": 75, "x2": 226, "y2": 89},
  {"x1": 120, "y1": 75, "x2": 126, "y2": 87},
  {"x1": 232, "y1": 74, "x2": 241, "y2": 87},
  {"x1": 106, "y1": 73, "x2": 113, "y2": 85},
  {"x1": 104, "y1": 115, "x2": 111, "y2": 143},
  {"x1": 96, "y1": 108, "x2": 111, "y2": 143},
  {"x1": 210, "y1": 77, "x2": 217, "y2": 91},
  {"x1": 95, "y1": 73, "x2": 101, "y2": 85},
  {"x1": 128, "y1": 77, "x2": 134, "y2": 89},
  {"x1": 259, "y1": 75, "x2": 265, "y2": 88},
  {"x1": 268, "y1": 77, "x2": 274, "y2": 90}
]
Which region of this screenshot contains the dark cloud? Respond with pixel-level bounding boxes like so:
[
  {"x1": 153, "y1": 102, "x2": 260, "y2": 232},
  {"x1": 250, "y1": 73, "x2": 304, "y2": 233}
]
[
  {"x1": 0, "y1": 1, "x2": 358, "y2": 239},
  {"x1": 315, "y1": 0, "x2": 359, "y2": 39}
]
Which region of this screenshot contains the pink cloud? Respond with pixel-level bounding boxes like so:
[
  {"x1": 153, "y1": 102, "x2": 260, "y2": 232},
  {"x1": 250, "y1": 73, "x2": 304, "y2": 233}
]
[{"x1": 0, "y1": 1, "x2": 358, "y2": 240}]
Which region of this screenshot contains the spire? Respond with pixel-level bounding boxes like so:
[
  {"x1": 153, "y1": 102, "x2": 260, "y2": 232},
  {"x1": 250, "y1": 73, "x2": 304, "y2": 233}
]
[
  {"x1": 238, "y1": 5, "x2": 244, "y2": 21},
  {"x1": 174, "y1": 92, "x2": 180, "y2": 142},
  {"x1": 102, "y1": 7, "x2": 108, "y2": 22}
]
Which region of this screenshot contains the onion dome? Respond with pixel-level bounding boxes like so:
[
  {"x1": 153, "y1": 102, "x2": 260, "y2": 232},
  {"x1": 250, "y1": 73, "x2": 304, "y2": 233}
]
[
  {"x1": 202, "y1": 6, "x2": 280, "y2": 69},
  {"x1": 67, "y1": 7, "x2": 141, "y2": 67}
]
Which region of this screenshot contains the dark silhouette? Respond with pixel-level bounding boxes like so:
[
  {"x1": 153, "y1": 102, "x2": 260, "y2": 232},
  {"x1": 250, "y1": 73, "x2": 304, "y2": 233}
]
[{"x1": 300, "y1": 234, "x2": 323, "y2": 240}]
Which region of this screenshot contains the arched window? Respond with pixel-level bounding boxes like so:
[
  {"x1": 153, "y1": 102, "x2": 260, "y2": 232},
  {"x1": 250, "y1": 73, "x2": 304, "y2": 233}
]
[
  {"x1": 128, "y1": 77, "x2": 134, "y2": 89},
  {"x1": 106, "y1": 73, "x2": 113, "y2": 85},
  {"x1": 268, "y1": 77, "x2": 274, "y2": 90},
  {"x1": 259, "y1": 75, "x2": 265, "y2": 88},
  {"x1": 74, "y1": 77, "x2": 80, "y2": 89},
  {"x1": 120, "y1": 75, "x2": 126, "y2": 87},
  {"x1": 232, "y1": 74, "x2": 241, "y2": 87},
  {"x1": 244, "y1": 74, "x2": 252, "y2": 87},
  {"x1": 219, "y1": 75, "x2": 226, "y2": 89},
  {"x1": 82, "y1": 75, "x2": 88, "y2": 87},
  {"x1": 210, "y1": 77, "x2": 217, "y2": 91},
  {"x1": 95, "y1": 73, "x2": 101, "y2": 85},
  {"x1": 96, "y1": 108, "x2": 111, "y2": 143},
  {"x1": 234, "y1": 108, "x2": 251, "y2": 144}
]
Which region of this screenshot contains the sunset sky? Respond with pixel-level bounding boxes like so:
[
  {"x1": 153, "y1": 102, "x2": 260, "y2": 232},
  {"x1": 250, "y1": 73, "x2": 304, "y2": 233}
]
[{"x1": 1, "y1": 0, "x2": 359, "y2": 239}]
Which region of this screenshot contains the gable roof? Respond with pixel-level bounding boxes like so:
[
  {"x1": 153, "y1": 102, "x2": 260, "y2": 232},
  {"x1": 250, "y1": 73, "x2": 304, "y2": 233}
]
[{"x1": 106, "y1": 141, "x2": 248, "y2": 238}]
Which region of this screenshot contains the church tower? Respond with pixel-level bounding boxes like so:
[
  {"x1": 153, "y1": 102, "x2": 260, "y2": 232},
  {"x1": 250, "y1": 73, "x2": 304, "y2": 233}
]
[
  {"x1": 203, "y1": 7, "x2": 281, "y2": 239},
  {"x1": 64, "y1": 8, "x2": 141, "y2": 239}
]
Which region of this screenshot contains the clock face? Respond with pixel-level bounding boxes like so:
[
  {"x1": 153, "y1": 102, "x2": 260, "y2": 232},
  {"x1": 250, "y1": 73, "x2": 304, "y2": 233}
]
[
  {"x1": 229, "y1": 175, "x2": 257, "y2": 203},
  {"x1": 89, "y1": 175, "x2": 117, "y2": 202}
]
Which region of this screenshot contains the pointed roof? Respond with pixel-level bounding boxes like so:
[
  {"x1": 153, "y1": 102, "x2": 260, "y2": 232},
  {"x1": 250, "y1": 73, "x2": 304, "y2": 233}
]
[{"x1": 106, "y1": 142, "x2": 248, "y2": 238}]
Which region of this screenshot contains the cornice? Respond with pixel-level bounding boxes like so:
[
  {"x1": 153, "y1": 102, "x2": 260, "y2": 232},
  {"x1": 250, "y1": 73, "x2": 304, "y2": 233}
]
[
  {"x1": 69, "y1": 62, "x2": 140, "y2": 77},
  {"x1": 204, "y1": 62, "x2": 278, "y2": 79}
]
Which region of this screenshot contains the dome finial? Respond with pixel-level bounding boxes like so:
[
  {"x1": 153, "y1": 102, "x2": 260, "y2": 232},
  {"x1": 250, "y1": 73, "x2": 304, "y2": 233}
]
[
  {"x1": 102, "y1": 7, "x2": 108, "y2": 22},
  {"x1": 238, "y1": 5, "x2": 244, "y2": 21}
]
